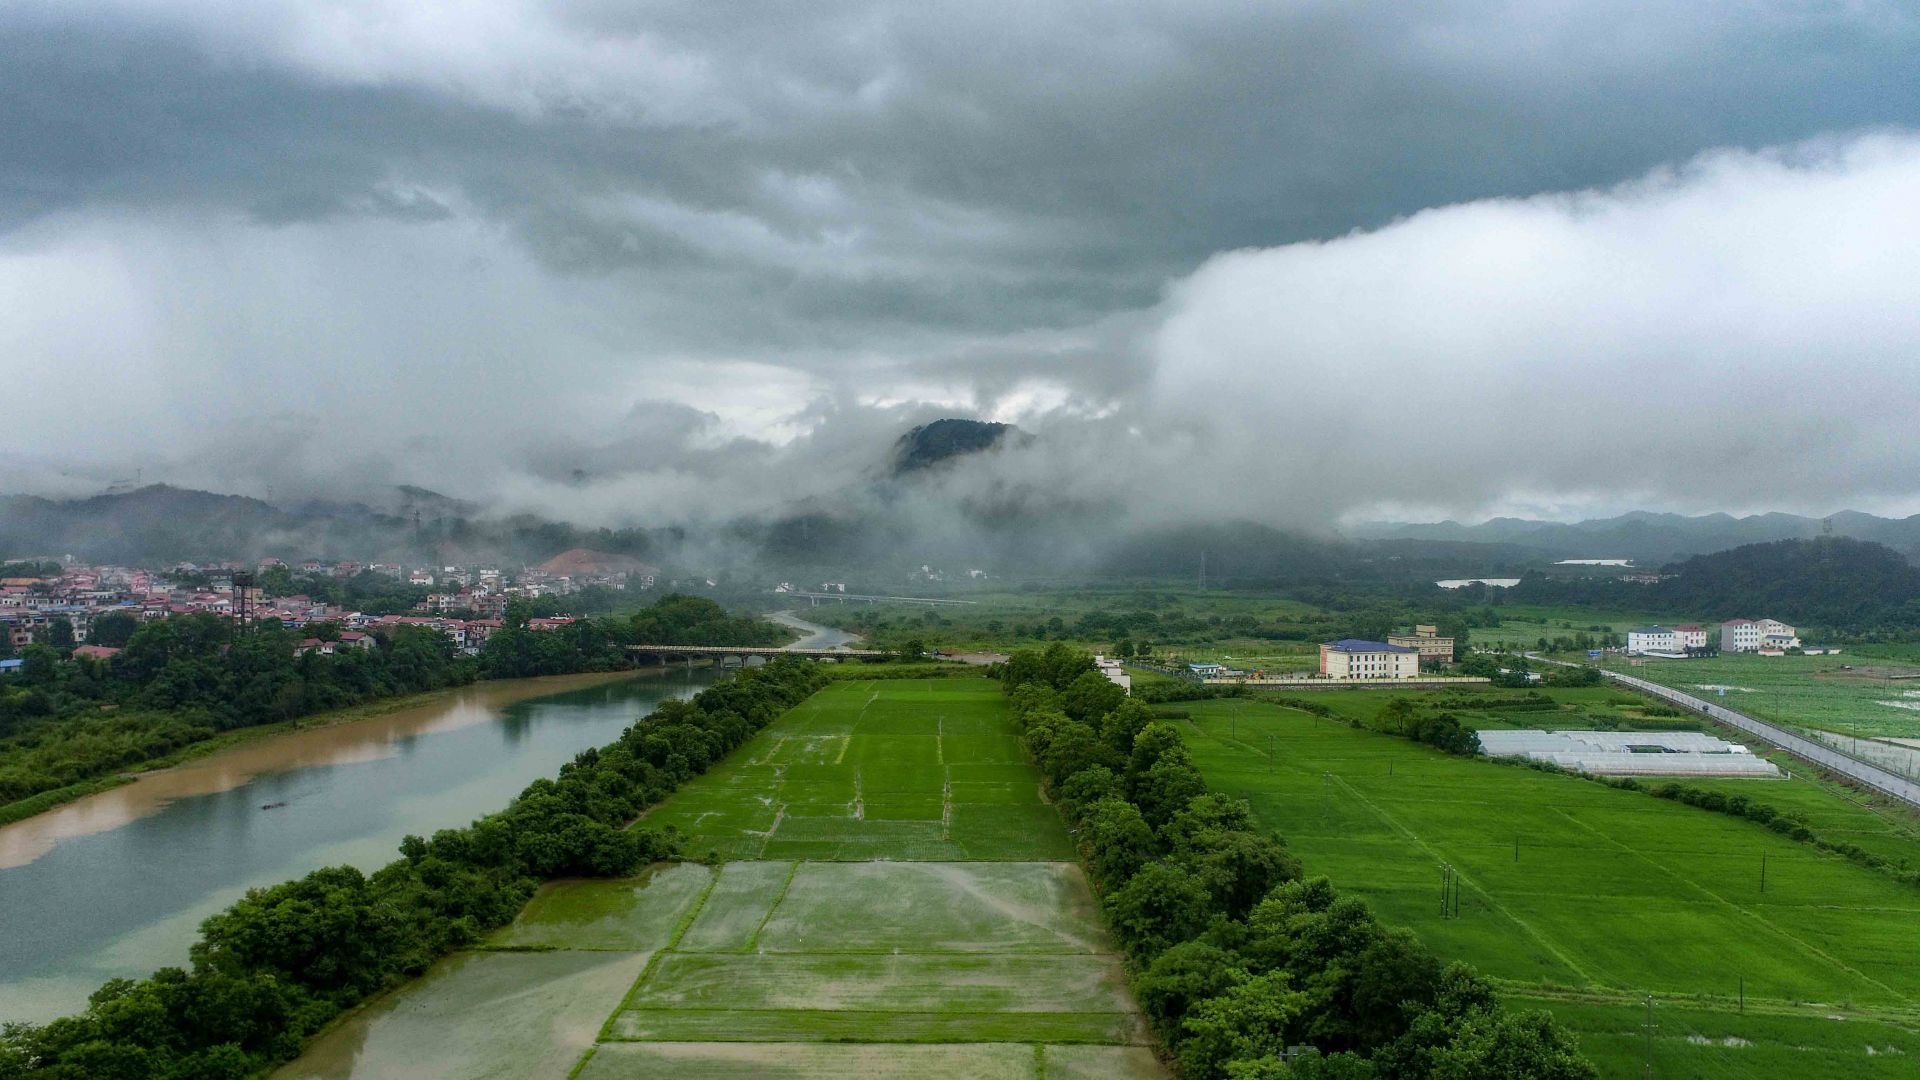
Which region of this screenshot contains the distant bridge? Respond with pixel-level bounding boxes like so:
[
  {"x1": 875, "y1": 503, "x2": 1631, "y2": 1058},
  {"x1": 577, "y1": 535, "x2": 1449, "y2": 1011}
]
[
  {"x1": 628, "y1": 644, "x2": 891, "y2": 663},
  {"x1": 782, "y1": 591, "x2": 976, "y2": 607}
]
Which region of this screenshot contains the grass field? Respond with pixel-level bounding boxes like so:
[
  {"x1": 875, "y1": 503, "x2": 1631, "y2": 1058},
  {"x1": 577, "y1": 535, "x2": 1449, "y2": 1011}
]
[
  {"x1": 279, "y1": 679, "x2": 1162, "y2": 1079},
  {"x1": 643, "y1": 680, "x2": 1073, "y2": 862},
  {"x1": 1178, "y1": 695, "x2": 1920, "y2": 1078}
]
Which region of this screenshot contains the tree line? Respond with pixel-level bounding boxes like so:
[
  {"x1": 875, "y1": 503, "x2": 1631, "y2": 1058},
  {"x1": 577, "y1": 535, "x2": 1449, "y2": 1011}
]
[
  {"x1": 0, "y1": 595, "x2": 787, "y2": 815},
  {"x1": 999, "y1": 644, "x2": 1594, "y2": 1079},
  {"x1": 0, "y1": 659, "x2": 827, "y2": 1079}
]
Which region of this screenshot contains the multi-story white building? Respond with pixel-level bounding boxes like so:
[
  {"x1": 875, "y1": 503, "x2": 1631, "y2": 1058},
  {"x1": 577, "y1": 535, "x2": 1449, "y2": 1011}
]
[
  {"x1": 1757, "y1": 619, "x2": 1800, "y2": 650},
  {"x1": 1319, "y1": 640, "x2": 1420, "y2": 680},
  {"x1": 1722, "y1": 619, "x2": 1761, "y2": 652},
  {"x1": 1672, "y1": 624, "x2": 1709, "y2": 651},
  {"x1": 1723, "y1": 618, "x2": 1798, "y2": 653},
  {"x1": 1626, "y1": 626, "x2": 1683, "y2": 656}
]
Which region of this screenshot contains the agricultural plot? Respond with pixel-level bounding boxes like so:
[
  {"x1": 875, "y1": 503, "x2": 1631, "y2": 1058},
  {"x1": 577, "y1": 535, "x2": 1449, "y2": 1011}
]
[
  {"x1": 1514, "y1": 993, "x2": 1920, "y2": 1080},
  {"x1": 278, "y1": 678, "x2": 1162, "y2": 1079},
  {"x1": 641, "y1": 680, "x2": 1073, "y2": 862},
  {"x1": 274, "y1": 948, "x2": 655, "y2": 1080},
  {"x1": 603, "y1": 860, "x2": 1143, "y2": 1046},
  {"x1": 1178, "y1": 698, "x2": 1920, "y2": 1076},
  {"x1": 1604, "y1": 653, "x2": 1920, "y2": 741}
]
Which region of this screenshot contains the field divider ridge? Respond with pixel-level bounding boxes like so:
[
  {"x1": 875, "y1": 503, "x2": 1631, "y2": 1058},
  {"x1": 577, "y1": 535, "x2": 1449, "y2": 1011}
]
[
  {"x1": 744, "y1": 859, "x2": 804, "y2": 952},
  {"x1": 591, "y1": 863, "x2": 722, "y2": 1042}
]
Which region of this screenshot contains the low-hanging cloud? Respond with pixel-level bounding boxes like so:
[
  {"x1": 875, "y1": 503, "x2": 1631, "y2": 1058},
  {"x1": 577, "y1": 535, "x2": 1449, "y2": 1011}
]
[
  {"x1": 4, "y1": 2, "x2": 1920, "y2": 539},
  {"x1": 1137, "y1": 132, "x2": 1920, "y2": 525}
]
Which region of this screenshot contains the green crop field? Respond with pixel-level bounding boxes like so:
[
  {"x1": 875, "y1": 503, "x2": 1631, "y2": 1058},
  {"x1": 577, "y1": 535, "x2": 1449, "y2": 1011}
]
[
  {"x1": 643, "y1": 679, "x2": 1074, "y2": 862},
  {"x1": 279, "y1": 679, "x2": 1163, "y2": 1080},
  {"x1": 1604, "y1": 653, "x2": 1920, "y2": 742},
  {"x1": 1177, "y1": 695, "x2": 1920, "y2": 1078}
]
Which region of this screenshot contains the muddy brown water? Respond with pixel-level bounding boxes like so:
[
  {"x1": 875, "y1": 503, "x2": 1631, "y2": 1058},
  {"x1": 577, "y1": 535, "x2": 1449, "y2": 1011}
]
[{"x1": 0, "y1": 669, "x2": 713, "y2": 1024}]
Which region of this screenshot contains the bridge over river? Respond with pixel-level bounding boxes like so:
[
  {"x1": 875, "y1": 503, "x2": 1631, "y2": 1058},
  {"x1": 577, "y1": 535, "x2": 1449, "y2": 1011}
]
[{"x1": 628, "y1": 644, "x2": 891, "y2": 663}]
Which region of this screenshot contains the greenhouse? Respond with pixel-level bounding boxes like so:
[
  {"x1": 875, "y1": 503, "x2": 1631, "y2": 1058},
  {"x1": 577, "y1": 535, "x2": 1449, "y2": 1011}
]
[{"x1": 1477, "y1": 729, "x2": 1782, "y2": 777}]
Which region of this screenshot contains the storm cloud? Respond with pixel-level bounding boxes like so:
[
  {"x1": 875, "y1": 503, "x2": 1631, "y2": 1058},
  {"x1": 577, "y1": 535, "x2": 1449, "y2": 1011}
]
[{"x1": 2, "y1": 1, "x2": 1918, "y2": 526}]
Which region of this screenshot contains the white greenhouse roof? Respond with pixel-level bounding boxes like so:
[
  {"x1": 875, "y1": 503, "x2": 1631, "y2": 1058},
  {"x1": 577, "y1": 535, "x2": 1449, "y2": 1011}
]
[{"x1": 1477, "y1": 729, "x2": 1780, "y2": 777}]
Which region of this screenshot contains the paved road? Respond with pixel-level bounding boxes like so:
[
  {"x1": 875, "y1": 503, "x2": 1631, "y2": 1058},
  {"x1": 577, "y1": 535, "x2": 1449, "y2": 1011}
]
[{"x1": 1532, "y1": 655, "x2": 1920, "y2": 811}]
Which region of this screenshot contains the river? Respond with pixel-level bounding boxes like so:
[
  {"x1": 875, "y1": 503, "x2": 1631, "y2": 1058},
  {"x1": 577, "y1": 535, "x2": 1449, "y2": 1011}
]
[
  {"x1": 0, "y1": 669, "x2": 715, "y2": 1024},
  {"x1": 766, "y1": 608, "x2": 861, "y2": 650}
]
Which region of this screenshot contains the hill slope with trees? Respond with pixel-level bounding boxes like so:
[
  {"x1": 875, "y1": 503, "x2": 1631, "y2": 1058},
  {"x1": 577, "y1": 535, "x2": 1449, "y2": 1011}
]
[{"x1": 1653, "y1": 536, "x2": 1920, "y2": 630}]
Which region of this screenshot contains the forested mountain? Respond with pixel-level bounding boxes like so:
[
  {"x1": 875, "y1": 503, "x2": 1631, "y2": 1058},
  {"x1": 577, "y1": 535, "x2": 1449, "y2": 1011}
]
[
  {"x1": 888, "y1": 418, "x2": 1023, "y2": 475},
  {"x1": 1653, "y1": 537, "x2": 1920, "y2": 629},
  {"x1": 1351, "y1": 510, "x2": 1920, "y2": 563}
]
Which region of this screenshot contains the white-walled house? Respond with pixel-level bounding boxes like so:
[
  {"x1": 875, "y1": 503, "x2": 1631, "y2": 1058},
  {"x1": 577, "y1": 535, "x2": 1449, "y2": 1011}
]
[
  {"x1": 1319, "y1": 640, "x2": 1420, "y2": 680},
  {"x1": 1626, "y1": 626, "x2": 1683, "y2": 656},
  {"x1": 1723, "y1": 618, "x2": 1799, "y2": 653}
]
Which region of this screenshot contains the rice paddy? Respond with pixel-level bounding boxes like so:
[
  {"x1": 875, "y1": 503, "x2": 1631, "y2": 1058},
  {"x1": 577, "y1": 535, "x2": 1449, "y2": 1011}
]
[
  {"x1": 1180, "y1": 695, "x2": 1920, "y2": 1078},
  {"x1": 276, "y1": 679, "x2": 1162, "y2": 1079}
]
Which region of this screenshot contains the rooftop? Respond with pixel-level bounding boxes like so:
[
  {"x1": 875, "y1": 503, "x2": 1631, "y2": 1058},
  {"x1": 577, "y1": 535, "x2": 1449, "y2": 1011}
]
[{"x1": 1323, "y1": 639, "x2": 1415, "y2": 653}]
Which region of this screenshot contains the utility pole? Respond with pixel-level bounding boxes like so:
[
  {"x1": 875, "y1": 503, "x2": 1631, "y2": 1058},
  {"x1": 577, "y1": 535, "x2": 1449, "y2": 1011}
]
[
  {"x1": 1760, "y1": 852, "x2": 1767, "y2": 894},
  {"x1": 1642, "y1": 993, "x2": 1656, "y2": 1079}
]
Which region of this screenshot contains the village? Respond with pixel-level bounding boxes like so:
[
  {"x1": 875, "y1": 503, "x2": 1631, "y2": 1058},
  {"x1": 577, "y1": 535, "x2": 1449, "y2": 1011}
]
[{"x1": 0, "y1": 549, "x2": 661, "y2": 664}]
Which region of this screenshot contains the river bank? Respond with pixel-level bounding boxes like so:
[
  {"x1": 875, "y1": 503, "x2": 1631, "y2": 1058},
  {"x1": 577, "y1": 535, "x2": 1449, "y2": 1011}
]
[
  {"x1": 0, "y1": 670, "x2": 647, "y2": 833},
  {"x1": 0, "y1": 669, "x2": 641, "y2": 870},
  {"x1": 0, "y1": 669, "x2": 712, "y2": 1024}
]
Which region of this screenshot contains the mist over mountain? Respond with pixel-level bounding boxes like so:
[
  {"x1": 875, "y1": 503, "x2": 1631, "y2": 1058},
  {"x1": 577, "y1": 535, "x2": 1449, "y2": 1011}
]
[
  {"x1": 1348, "y1": 511, "x2": 1920, "y2": 565},
  {"x1": 0, "y1": 418, "x2": 1625, "y2": 584},
  {"x1": 0, "y1": 484, "x2": 668, "y2": 569},
  {"x1": 889, "y1": 419, "x2": 1024, "y2": 476}
]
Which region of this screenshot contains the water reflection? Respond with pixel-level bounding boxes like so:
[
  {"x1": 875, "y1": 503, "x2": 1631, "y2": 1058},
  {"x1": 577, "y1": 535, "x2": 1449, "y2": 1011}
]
[{"x1": 0, "y1": 670, "x2": 711, "y2": 1024}]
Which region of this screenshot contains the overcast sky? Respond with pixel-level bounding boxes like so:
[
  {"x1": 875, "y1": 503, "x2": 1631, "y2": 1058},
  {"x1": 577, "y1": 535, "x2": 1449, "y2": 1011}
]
[{"x1": 3, "y1": 1, "x2": 1918, "y2": 526}]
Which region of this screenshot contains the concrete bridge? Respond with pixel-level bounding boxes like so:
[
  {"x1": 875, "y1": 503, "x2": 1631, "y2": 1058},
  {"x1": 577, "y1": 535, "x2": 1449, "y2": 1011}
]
[
  {"x1": 782, "y1": 591, "x2": 976, "y2": 607},
  {"x1": 628, "y1": 644, "x2": 891, "y2": 664}
]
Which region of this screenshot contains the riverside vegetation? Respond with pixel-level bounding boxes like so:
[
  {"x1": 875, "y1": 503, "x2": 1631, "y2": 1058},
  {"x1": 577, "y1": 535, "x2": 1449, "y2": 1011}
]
[
  {"x1": 0, "y1": 594, "x2": 785, "y2": 819},
  {"x1": 0, "y1": 658, "x2": 828, "y2": 1079},
  {"x1": 998, "y1": 644, "x2": 1596, "y2": 1079}
]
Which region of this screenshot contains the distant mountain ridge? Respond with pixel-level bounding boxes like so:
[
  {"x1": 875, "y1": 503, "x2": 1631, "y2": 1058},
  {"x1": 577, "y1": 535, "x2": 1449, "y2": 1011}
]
[
  {"x1": 0, "y1": 484, "x2": 661, "y2": 568},
  {"x1": 1348, "y1": 510, "x2": 1920, "y2": 563}
]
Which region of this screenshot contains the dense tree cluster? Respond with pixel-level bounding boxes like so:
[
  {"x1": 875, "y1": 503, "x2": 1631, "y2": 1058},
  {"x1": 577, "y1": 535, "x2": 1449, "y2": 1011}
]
[
  {"x1": 0, "y1": 618, "x2": 473, "y2": 809},
  {"x1": 0, "y1": 595, "x2": 786, "y2": 813},
  {"x1": 1510, "y1": 537, "x2": 1920, "y2": 638},
  {"x1": 823, "y1": 596, "x2": 1476, "y2": 661},
  {"x1": 253, "y1": 566, "x2": 434, "y2": 616},
  {"x1": 1653, "y1": 537, "x2": 1920, "y2": 633},
  {"x1": 1000, "y1": 644, "x2": 1594, "y2": 1079},
  {"x1": 0, "y1": 660, "x2": 826, "y2": 1080},
  {"x1": 1376, "y1": 699, "x2": 1480, "y2": 757}
]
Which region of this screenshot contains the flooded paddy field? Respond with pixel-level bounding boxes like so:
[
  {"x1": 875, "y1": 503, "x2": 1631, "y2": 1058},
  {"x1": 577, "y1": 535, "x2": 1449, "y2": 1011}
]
[{"x1": 277, "y1": 678, "x2": 1165, "y2": 1079}]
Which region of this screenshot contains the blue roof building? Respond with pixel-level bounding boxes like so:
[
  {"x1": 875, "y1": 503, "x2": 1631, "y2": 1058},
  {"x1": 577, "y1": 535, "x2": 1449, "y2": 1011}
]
[
  {"x1": 1322, "y1": 639, "x2": 1415, "y2": 653},
  {"x1": 1319, "y1": 639, "x2": 1419, "y2": 680}
]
